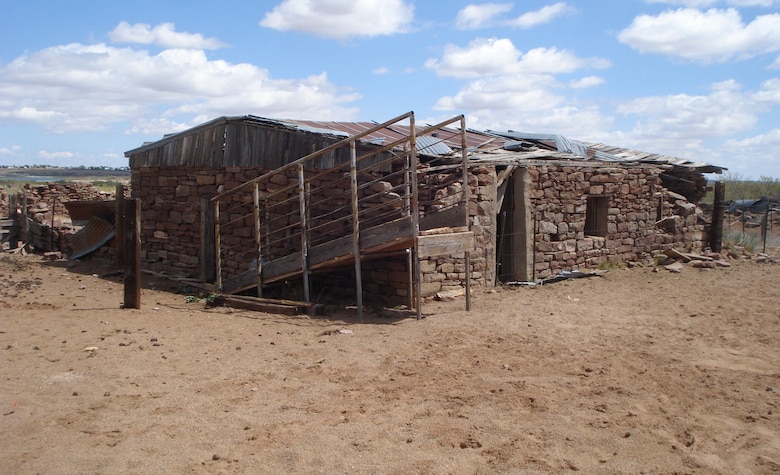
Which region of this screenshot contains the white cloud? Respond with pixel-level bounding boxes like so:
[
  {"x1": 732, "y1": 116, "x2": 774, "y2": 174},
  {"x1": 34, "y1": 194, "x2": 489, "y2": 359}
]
[
  {"x1": 260, "y1": 0, "x2": 414, "y2": 40},
  {"x1": 0, "y1": 40, "x2": 360, "y2": 135},
  {"x1": 425, "y1": 38, "x2": 610, "y2": 78},
  {"x1": 38, "y1": 150, "x2": 74, "y2": 159},
  {"x1": 770, "y1": 56, "x2": 780, "y2": 69},
  {"x1": 618, "y1": 8, "x2": 780, "y2": 63},
  {"x1": 432, "y1": 75, "x2": 613, "y2": 138},
  {"x1": 645, "y1": 1, "x2": 777, "y2": 6},
  {"x1": 616, "y1": 80, "x2": 760, "y2": 141},
  {"x1": 455, "y1": 3, "x2": 513, "y2": 30},
  {"x1": 507, "y1": 2, "x2": 577, "y2": 29},
  {"x1": 753, "y1": 77, "x2": 780, "y2": 103},
  {"x1": 570, "y1": 76, "x2": 605, "y2": 88},
  {"x1": 372, "y1": 67, "x2": 390, "y2": 75},
  {"x1": 0, "y1": 145, "x2": 21, "y2": 156},
  {"x1": 721, "y1": 129, "x2": 780, "y2": 177},
  {"x1": 109, "y1": 22, "x2": 226, "y2": 50}
]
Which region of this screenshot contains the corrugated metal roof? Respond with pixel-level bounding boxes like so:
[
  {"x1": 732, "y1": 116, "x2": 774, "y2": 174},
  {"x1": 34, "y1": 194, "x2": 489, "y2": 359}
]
[
  {"x1": 416, "y1": 135, "x2": 454, "y2": 156},
  {"x1": 492, "y1": 131, "x2": 590, "y2": 157},
  {"x1": 583, "y1": 142, "x2": 726, "y2": 173},
  {"x1": 280, "y1": 119, "x2": 504, "y2": 152},
  {"x1": 125, "y1": 115, "x2": 724, "y2": 173}
]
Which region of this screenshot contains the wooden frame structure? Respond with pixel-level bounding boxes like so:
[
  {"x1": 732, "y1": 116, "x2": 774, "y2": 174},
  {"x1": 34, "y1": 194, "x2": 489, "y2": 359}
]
[{"x1": 211, "y1": 112, "x2": 473, "y2": 318}]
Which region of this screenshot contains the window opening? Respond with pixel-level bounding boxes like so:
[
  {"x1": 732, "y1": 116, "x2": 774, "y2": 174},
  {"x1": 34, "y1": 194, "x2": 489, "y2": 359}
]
[{"x1": 585, "y1": 196, "x2": 608, "y2": 237}]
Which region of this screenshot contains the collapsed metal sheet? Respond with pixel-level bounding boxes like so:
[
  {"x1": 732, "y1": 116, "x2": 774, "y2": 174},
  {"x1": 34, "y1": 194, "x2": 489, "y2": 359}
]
[{"x1": 70, "y1": 216, "x2": 115, "y2": 260}]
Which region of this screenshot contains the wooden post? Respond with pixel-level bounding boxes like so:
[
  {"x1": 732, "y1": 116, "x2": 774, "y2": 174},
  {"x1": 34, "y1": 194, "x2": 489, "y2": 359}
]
[
  {"x1": 200, "y1": 197, "x2": 216, "y2": 283},
  {"x1": 21, "y1": 190, "x2": 28, "y2": 248},
  {"x1": 214, "y1": 200, "x2": 222, "y2": 291},
  {"x1": 50, "y1": 197, "x2": 56, "y2": 252},
  {"x1": 409, "y1": 113, "x2": 422, "y2": 320},
  {"x1": 253, "y1": 184, "x2": 263, "y2": 297},
  {"x1": 123, "y1": 198, "x2": 141, "y2": 309},
  {"x1": 460, "y1": 116, "x2": 471, "y2": 312},
  {"x1": 298, "y1": 164, "x2": 310, "y2": 302},
  {"x1": 349, "y1": 141, "x2": 363, "y2": 320},
  {"x1": 711, "y1": 181, "x2": 725, "y2": 252},
  {"x1": 115, "y1": 184, "x2": 126, "y2": 268},
  {"x1": 8, "y1": 195, "x2": 18, "y2": 250}
]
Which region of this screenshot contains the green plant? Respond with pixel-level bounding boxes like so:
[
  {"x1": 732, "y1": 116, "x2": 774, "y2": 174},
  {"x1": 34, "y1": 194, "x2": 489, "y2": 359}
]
[
  {"x1": 184, "y1": 293, "x2": 219, "y2": 304},
  {"x1": 597, "y1": 260, "x2": 627, "y2": 271}
]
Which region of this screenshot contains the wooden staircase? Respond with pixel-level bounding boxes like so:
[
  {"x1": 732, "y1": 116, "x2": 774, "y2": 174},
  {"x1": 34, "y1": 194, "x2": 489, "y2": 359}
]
[{"x1": 210, "y1": 112, "x2": 474, "y2": 318}]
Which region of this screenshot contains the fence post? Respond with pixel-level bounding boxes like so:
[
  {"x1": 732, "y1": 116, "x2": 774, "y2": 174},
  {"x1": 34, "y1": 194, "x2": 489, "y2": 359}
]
[
  {"x1": 711, "y1": 181, "x2": 725, "y2": 252},
  {"x1": 115, "y1": 184, "x2": 126, "y2": 268},
  {"x1": 349, "y1": 141, "x2": 363, "y2": 320},
  {"x1": 123, "y1": 198, "x2": 141, "y2": 309}
]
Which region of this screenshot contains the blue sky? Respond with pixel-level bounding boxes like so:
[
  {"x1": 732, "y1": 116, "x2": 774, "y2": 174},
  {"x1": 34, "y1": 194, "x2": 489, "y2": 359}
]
[{"x1": 1, "y1": 1, "x2": 779, "y2": 178}]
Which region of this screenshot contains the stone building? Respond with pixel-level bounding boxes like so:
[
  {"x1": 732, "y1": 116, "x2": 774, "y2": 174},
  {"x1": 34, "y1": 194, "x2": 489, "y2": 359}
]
[{"x1": 126, "y1": 113, "x2": 723, "y2": 312}]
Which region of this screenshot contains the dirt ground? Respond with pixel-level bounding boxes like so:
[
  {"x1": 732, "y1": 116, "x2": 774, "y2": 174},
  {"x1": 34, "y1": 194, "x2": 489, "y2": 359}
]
[{"x1": 1, "y1": 251, "x2": 779, "y2": 475}]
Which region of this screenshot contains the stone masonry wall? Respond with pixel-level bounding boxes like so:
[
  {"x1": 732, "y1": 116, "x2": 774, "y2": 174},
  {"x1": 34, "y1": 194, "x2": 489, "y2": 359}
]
[
  {"x1": 529, "y1": 165, "x2": 707, "y2": 279},
  {"x1": 418, "y1": 165, "x2": 496, "y2": 298},
  {"x1": 132, "y1": 164, "x2": 497, "y2": 302}
]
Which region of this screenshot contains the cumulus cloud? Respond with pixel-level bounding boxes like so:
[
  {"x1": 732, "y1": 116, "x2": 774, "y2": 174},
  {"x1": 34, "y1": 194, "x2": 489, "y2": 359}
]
[
  {"x1": 618, "y1": 8, "x2": 780, "y2": 63},
  {"x1": 569, "y1": 76, "x2": 605, "y2": 89},
  {"x1": 507, "y1": 2, "x2": 577, "y2": 29},
  {"x1": 645, "y1": 0, "x2": 777, "y2": 6},
  {"x1": 0, "y1": 38, "x2": 360, "y2": 134},
  {"x1": 431, "y1": 74, "x2": 614, "y2": 138},
  {"x1": 752, "y1": 77, "x2": 780, "y2": 103},
  {"x1": 455, "y1": 3, "x2": 513, "y2": 30},
  {"x1": 425, "y1": 38, "x2": 610, "y2": 78},
  {"x1": 38, "y1": 150, "x2": 74, "y2": 159},
  {"x1": 616, "y1": 80, "x2": 760, "y2": 141},
  {"x1": 109, "y1": 22, "x2": 227, "y2": 50},
  {"x1": 0, "y1": 145, "x2": 21, "y2": 156},
  {"x1": 260, "y1": 0, "x2": 414, "y2": 40}
]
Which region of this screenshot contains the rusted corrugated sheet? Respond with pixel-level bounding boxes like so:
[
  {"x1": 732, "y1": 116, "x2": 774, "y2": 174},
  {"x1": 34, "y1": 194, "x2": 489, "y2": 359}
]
[{"x1": 70, "y1": 216, "x2": 115, "y2": 260}]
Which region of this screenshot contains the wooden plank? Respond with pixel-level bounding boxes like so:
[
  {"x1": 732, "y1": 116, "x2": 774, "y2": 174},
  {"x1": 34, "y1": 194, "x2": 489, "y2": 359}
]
[
  {"x1": 208, "y1": 295, "x2": 305, "y2": 316},
  {"x1": 360, "y1": 216, "x2": 412, "y2": 250},
  {"x1": 420, "y1": 203, "x2": 467, "y2": 231},
  {"x1": 417, "y1": 231, "x2": 474, "y2": 258},
  {"x1": 222, "y1": 267, "x2": 262, "y2": 294}
]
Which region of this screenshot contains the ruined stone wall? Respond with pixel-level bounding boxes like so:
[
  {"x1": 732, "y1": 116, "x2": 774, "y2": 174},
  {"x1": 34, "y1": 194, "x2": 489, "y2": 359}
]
[{"x1": 529, "y1": 165, "x2": 707, "y2": 279}]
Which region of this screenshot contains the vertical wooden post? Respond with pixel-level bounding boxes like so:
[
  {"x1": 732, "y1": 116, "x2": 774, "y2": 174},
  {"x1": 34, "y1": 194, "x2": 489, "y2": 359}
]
[
  {"x1": 50, "y1": 197, "x2": 56, "y2": 252},
  {"x1": 298, "y1": 164, "x2": 310, "y2": 302},
  {"x1": 115, "y1": 184, "x2": 126, "y2": 268},
  {"x1": 349, "y1": 141, "x2": 363, "y2": 320},
  {"x1": 8, "y1": 195, "x2": 19, "y2": 250},
  {"x1": 200, "y1": 197, "x2": 216, "y2": 283},
  {"x1": 123, "y1": 198, "x2": 141, "y2": 309},
  {"x1": 408, "y1": 113, "x2": 422, "y2": 320},
  {"x1": 214, "y1": 199, "x2": 222, "y2": 291},
  {"x1": 253, "y1": 184, "x2": 263, "y2": 297},
  {"x1": 711, "y1": 181, "x2": 725, "y2": 253},
  {"x1": 460, "y1": 116, "x2": 471, "y2": 312},
  {"x1": 21, "y1": 190, "x2": 28, "y2": 248}
]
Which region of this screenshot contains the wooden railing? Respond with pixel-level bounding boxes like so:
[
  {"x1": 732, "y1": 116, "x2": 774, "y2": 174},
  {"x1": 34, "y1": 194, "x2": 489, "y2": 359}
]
[{"x1": 211, "y1": 112, "x2": 472, "y2": 317}]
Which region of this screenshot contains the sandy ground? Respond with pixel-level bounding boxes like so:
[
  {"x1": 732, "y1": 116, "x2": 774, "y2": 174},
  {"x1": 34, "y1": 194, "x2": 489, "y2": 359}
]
[{"x1": 1, "y1": 252, "x2": 779, "y2": 474}]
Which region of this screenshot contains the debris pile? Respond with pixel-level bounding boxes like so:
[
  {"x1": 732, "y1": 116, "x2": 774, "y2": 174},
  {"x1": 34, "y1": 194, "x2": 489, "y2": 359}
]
[
  {"x1": 3, "y1": 183, "x2": 120, "y2": 257},
  {"x1": 655, "y1": 247, "x2": 778, "y2": 273}
]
